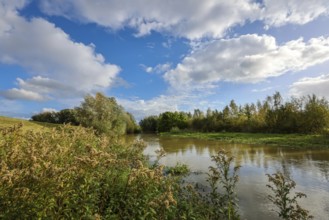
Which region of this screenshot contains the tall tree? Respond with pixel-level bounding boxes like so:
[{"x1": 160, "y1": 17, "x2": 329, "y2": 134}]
[{"x1": 75, "y1": 93, "x2": 127, "y2": 135}]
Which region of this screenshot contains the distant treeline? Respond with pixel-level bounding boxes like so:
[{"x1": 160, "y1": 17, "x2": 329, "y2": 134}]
[
  {"x1": 140, "y1": 92, "x2": 329, "y2": 134},
  {"x1": 31, "y1": 93, "x2": 140, "y2": 135}
]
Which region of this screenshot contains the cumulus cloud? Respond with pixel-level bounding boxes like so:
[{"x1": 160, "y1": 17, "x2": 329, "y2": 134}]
[
  {"x1": 164, "y1": 35, "x2": 329, "y2": 89},
  {"x1": 117, "y1": 91, "x2": 218, "y2": 121},
  {"x1": 118, "y1": 96, "x2": 179, "y2": 121},
  {"x1": 39, "y1": 0, "x2": 260, "y2": 40},
  {"x1": 289, "y1": 74, "x2": 329, "y2": 99},
  {"x1": 0, "y1": 88, "x2": 45, "y2": 101},
  {"x1": 0, "y1": 1, "x2": 120, "y2": 101},
  {"x1": 261, "y1": 0, "x2": 329, "y2": 28},
  {"x1": 39, "y1": 0, "x2": 329, "y2": 40}
]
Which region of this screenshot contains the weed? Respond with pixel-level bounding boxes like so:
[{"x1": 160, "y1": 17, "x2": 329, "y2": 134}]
[
  {"x1": 206, "y1": 150, "x2": 241, "y2": 220},
  {"x1": 266, "y1": 171, "x2": 313, "y2": 220},
  {"x1": 166, "y1": 163, "x2": 190, "y2": 176}
]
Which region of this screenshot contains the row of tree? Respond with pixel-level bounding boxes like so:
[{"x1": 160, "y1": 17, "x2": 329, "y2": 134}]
[
  {"x1": 31, "y1": 93, "x2": 140, "y2": 135},
  {"x1": 140, "y1": 92, "x2": 329, "y2": 134}
]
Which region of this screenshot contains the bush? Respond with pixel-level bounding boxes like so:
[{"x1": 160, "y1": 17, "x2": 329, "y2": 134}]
[{"x1": 0, "y1": 124, "x2": 176, "y2": 219}]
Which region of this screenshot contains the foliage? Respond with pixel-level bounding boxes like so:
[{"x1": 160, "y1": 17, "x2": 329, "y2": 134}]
[
  {"x1": 31, "y1": 109, "x2": 79, "y2": 125},
  {"x1": 123, "y1": 111, "x2": 141, "y2": 134},
  {"x1": 206, "y1": 150, "x2": 240, "y2": 220},
  {"x1": 141, "y1": 92, "x2": 329, "y2": 135},
  {"x1": 31, "y1": 93, "x2": 139, "y2": 135},
  {"x1": 166, "y1": 163, "x2": 190, "y2": 176},
  {"x1": 161, "y1": 132, "x2": 329, "y2": 148},
  {"x1": 157, "y1": 111, "x2": 189, "y2": 132},
  {"x1": 170, "y1": 150, "x2": 242, "y2": 220},
  {"x1": 0, "y1": 124, "x2": 177, "y2": 219},
  {"x1": 0, "y1": 123, "x2": 314, "y2": 219},
  {"x1": 139, "y1": 115, "x2": 159, "y2": 133},
  {"x1": 266, "y1": 172, "x2": 313, "y2": 220},
  {"x1": 75, "y1": 93, "x2": 138, "y2": 135}
]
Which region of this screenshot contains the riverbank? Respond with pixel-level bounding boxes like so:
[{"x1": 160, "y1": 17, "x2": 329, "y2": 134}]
[{"x1": 160, "y1": 131, "x2": 329, "y2": 148}]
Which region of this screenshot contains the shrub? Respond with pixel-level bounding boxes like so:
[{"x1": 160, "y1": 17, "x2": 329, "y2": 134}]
[{"x1": 0, "y1": 124, "x2": 176, "y2": 219}]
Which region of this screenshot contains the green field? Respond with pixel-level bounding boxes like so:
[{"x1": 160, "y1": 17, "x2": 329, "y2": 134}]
[
  {"x1": 0, "y1": 116, "x2": 59, "y2": 132},
  {"x1": 161, "y1": 131, "x2": 329, "y2": 148}
]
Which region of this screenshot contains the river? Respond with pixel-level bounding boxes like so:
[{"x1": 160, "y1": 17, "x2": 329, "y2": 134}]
[{"x1": 134, "y1": 134, "x2": 329, "y2": 220}]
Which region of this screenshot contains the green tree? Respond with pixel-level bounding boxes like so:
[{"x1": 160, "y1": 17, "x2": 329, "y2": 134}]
[
  {"x1": 301, "y1": 95, "x2": 329, "y2": 133},
  {"x1": 57, "y1": 109, "x2": 79, "y2": 125},
  {"x1": 158, "y1": 111, "x2": 189, "y2": 132},
  {"x1": 123, "y1": 112, "x2": 140, "y2": 134},
  {"x1": 139, "y1": 115, "x2": 159, "y2": 133},
  {"x1": 31, "y1": 111, "x2": 57, "y2": 123},
  {"x1": 75, "y1": 93, "x2": 127, "y2": 135}
]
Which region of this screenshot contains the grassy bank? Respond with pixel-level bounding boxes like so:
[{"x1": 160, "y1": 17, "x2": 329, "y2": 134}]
[
  {"x1": 160, "y1": 131, "x2": 329, "y2": 148},
  {"x1": 0, "y1": 116, "x2": 59, "y2": 132}
]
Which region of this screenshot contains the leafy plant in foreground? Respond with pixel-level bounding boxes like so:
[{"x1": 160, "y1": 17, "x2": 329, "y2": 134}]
[
  {"x1": 206, "y1": 150, "x2": 241, "y2": 220},
  {"x1": 0, "y1": 124, "x2": 177, "y2": 219},
  {"x1": 266, "y1": 171, "x2": 313, "y2": 220}
]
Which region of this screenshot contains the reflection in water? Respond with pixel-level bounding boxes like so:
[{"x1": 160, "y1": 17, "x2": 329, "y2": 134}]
[{"x1": 135, "y1": 134, "x2": 329, "y2": 220}]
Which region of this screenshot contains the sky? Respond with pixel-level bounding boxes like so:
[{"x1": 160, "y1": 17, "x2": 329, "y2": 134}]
[{"x1": 1, "y1": 0, "x2": 329, "y2": 121}]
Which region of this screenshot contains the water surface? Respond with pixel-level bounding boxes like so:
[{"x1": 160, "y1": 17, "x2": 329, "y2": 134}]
[{"x1": 138, "y1": 134, "x2": 329, "y2": 220}]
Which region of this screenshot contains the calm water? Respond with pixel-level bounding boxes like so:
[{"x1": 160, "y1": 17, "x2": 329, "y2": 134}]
[{"x1": 133, "y1": 134, "x2": 329, "y2": 220}]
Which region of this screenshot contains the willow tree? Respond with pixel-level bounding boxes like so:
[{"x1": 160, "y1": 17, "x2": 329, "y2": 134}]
[{"x1": 75, "y1": 93, "x2": 127, "y2": 135}]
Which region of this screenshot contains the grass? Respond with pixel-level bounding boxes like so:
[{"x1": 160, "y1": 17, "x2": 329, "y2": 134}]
[
  {"x1": 0, "y1": 116, "x2": 59, "y2": 132},
  {"x1": 160, "y1": 131, "x2": 329, "y2": 148}
]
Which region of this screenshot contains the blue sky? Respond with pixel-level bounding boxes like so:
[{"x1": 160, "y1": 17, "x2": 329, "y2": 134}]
[{"x1": 1, "y1": 0, "x2": 329, "y2": 120}]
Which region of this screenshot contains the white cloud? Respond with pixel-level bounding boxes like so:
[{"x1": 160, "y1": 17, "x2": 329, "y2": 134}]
[
  {"x1": 289, "y1": 74, "x2": 329, "y2": 99},
  {"x1": 0, "y1": 1, "x2": 120, "y2": 101},
  {"x1": 0, "y1": 88, "x2": 45, "y2": 101},
  {"x1": 164, "y1": 35, "x2": 329, "y2": 89},
  {"x1": 39, "y1": 0, "x2": 329, "y2": 40},
  {"x1": 117, "y1": 90, "x2": 224, "y2": 120},
  {"x1": 141, "y1": 63, "x2": 172, "y2": 74},
  {"x1": 117, "y1": 96, "x2": 179, "y2": 121},
  {"x1": 261, "y1": 0, "x2": 329, "y2": 27},
  {"x1": 39, "y1": 0, "x2": 260, "y2": 40}
]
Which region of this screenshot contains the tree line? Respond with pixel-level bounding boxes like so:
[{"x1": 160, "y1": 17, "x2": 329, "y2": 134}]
[
  {"x1": 31, "y1": 93, "x2": 140, "y2": 135},
  {"x1": 140, "y1": 92, "x2": 329, "y2": 134}
]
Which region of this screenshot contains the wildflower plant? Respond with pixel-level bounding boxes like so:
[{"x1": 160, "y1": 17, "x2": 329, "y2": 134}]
[
  {"x1": 206, "y1": 150, "x2": 241, "y2": 220},
  {"x1": 266, "y1": 171, "x2": 313, "y2": 220}
]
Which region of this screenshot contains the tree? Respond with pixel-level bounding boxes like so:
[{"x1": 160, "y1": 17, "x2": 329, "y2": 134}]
[
  {"x1": 75, "y1": 93, "x2": 127, "y2": 135},
  {"x1": 157, "y1": 111, "x2": 189, "y2": 132},
  {"x1": 57, "y1": 109, "x2": 79, "y2": 125},
  {"x1": 123, "y1": 112, "x2": 140, "y2": 134},
  {"x1": 31, "y1": 111, "x2": 57, "y2": 123},
  {"x1": 139, "y1": 115, "x2": 159, "y2": 133},
  {"x1": 301, "y1": 95, "x2": 329, "y2": 133}
]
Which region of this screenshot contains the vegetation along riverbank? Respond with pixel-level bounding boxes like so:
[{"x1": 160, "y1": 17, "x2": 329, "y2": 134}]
[
  {"x1": 0, "y1": 92, "x2": 318, "y2": 219},
  {"x1": 140, "y1": 92, "x2": 329, "y2": 148},
  {"x1": 160, "y1": 131, "x2": 329, "y2": 148}
]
